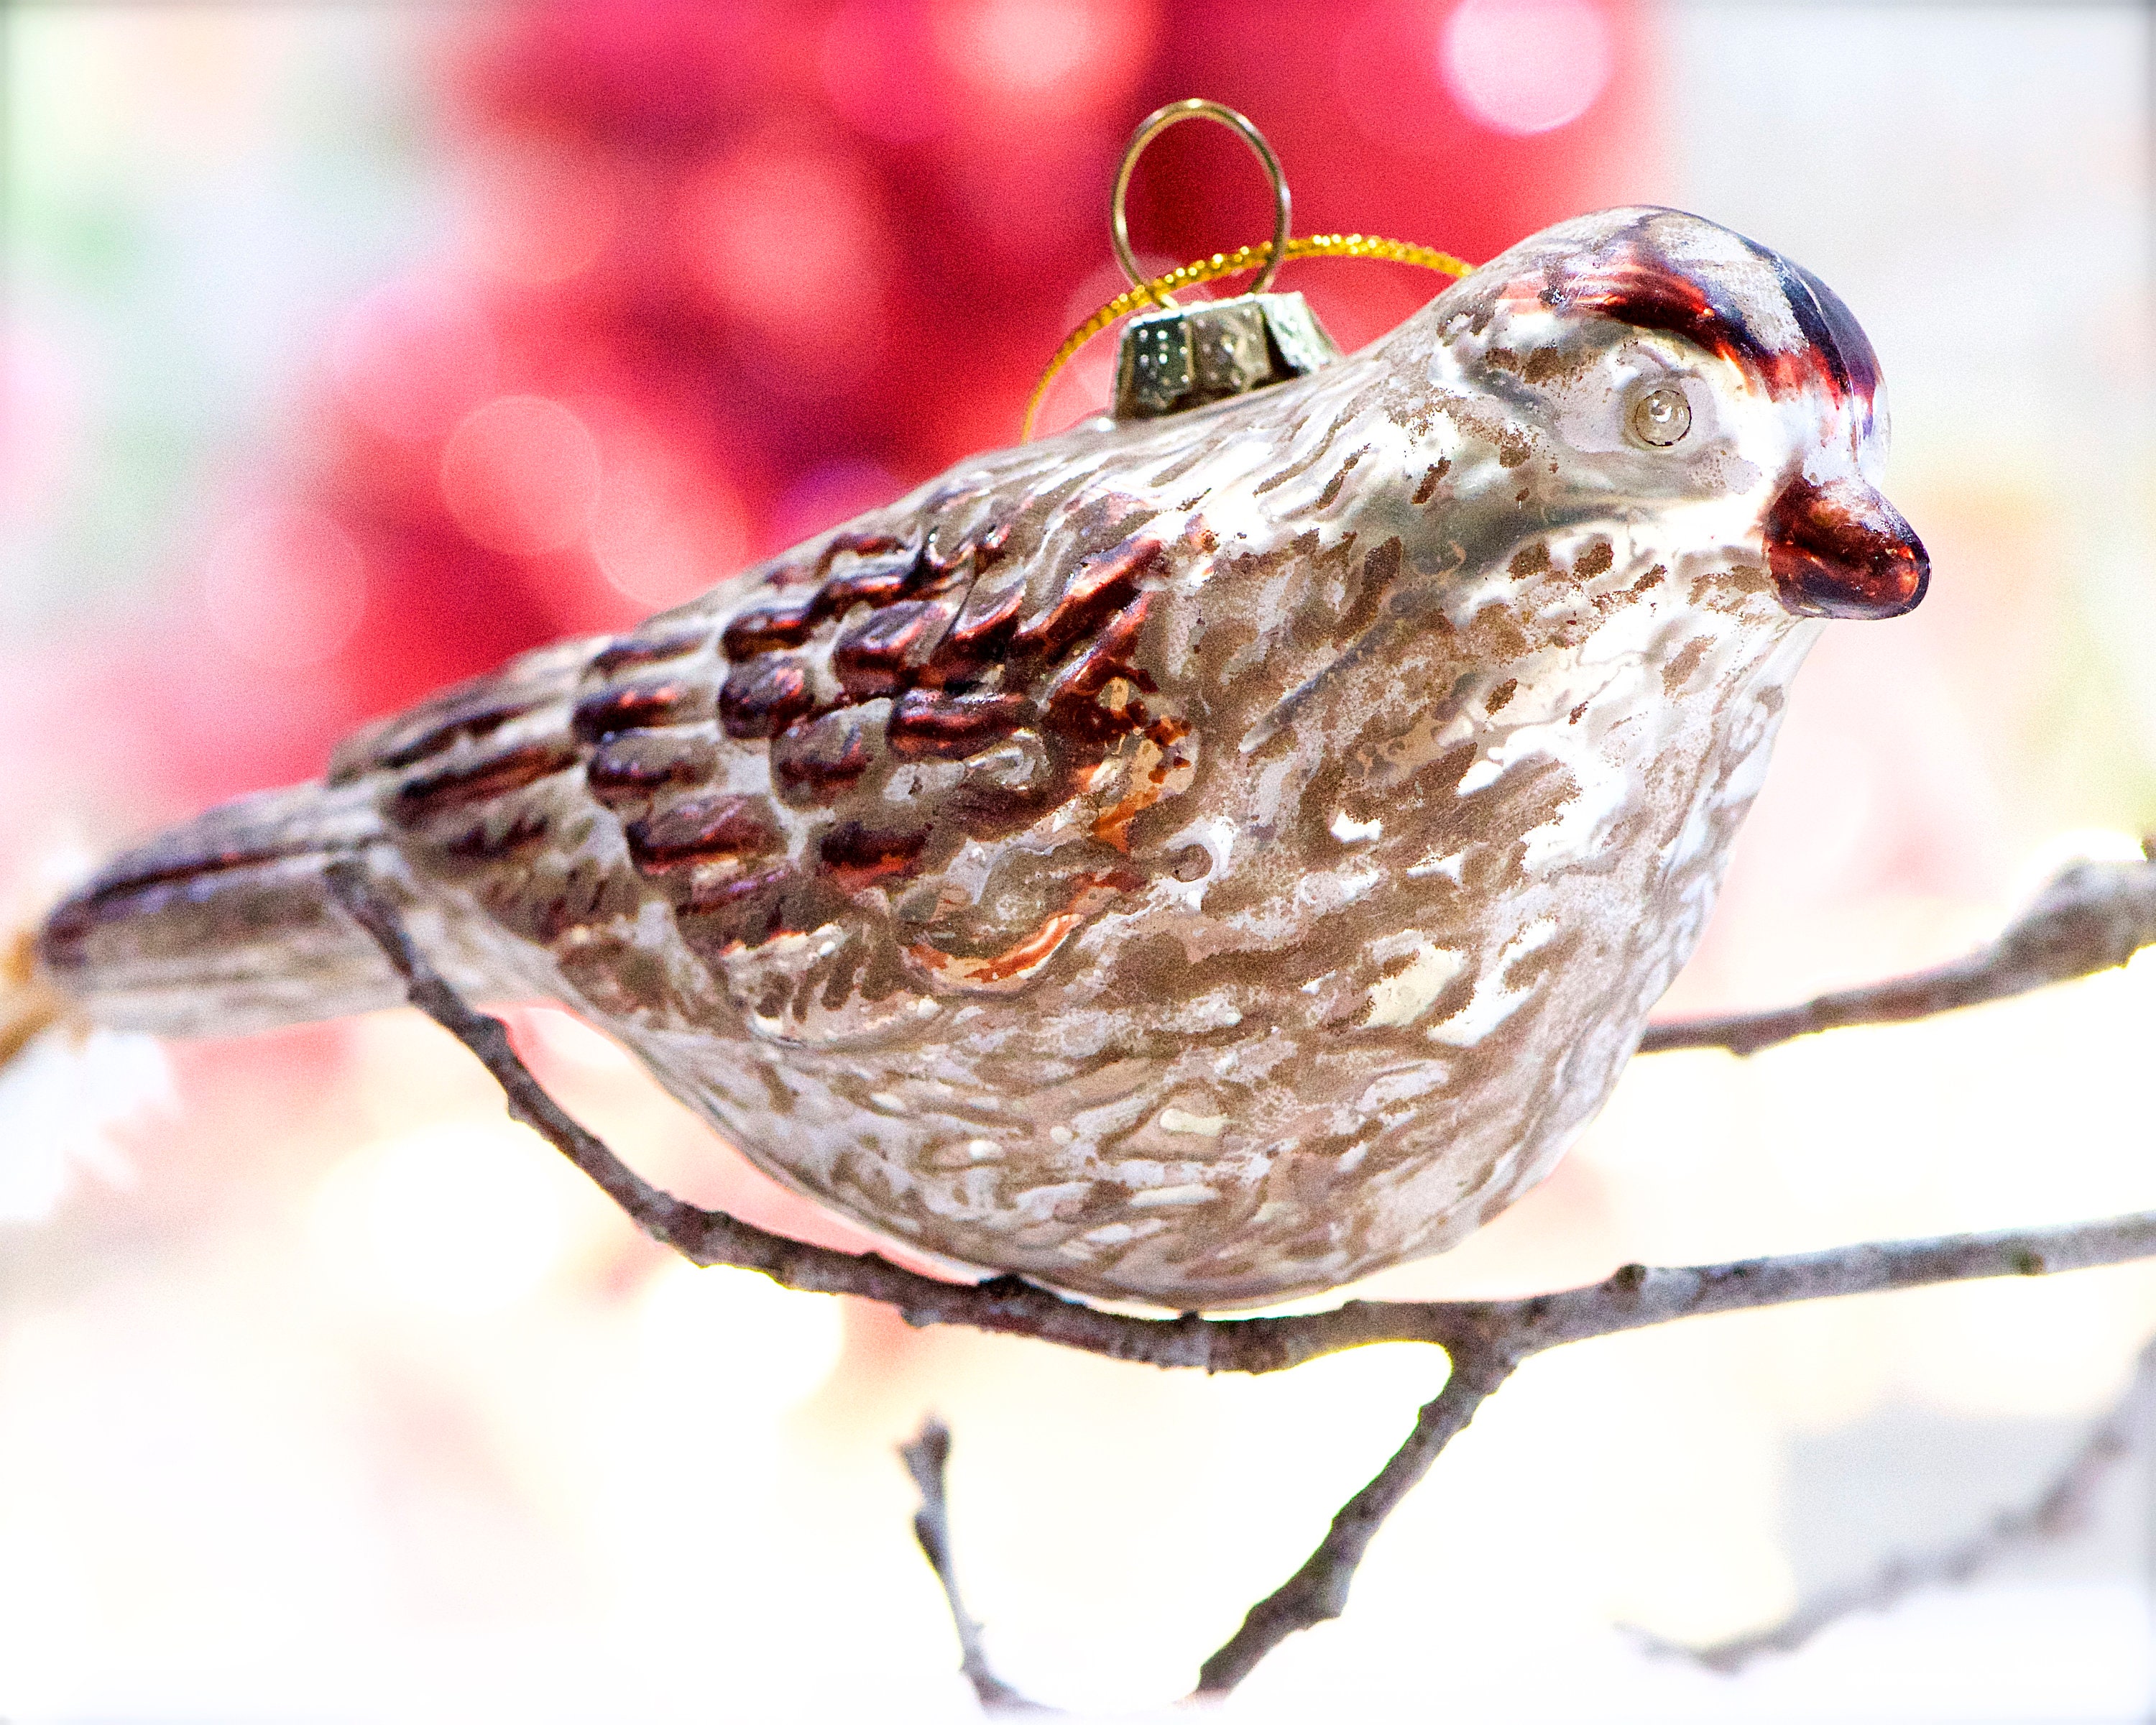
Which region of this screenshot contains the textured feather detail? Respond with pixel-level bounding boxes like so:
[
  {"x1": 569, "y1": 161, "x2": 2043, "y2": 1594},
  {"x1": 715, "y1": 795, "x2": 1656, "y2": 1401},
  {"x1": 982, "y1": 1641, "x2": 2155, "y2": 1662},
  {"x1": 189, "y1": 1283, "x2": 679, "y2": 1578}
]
[{"x1": 34, "y1": 780, "x2": 502, "y2": 1036}]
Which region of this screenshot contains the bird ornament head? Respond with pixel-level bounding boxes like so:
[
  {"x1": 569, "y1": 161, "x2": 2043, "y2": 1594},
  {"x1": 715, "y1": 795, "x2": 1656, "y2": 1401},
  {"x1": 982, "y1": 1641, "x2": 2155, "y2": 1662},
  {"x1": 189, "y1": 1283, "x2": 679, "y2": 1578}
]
[
  {"x1": 1454, "y1": 205, "x2": 1924, "y2": 622},
  {"x1": 34, "y1": 183, "x2": 1926, "y2": 1310}
]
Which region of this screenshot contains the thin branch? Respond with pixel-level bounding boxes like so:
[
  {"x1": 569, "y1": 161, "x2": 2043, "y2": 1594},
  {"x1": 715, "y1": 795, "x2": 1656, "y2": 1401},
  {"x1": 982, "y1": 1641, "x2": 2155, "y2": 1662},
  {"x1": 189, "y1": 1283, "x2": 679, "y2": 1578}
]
[
  {"x1": 1631, "y1": 1331, "x2": 2156, "y2": 1674},
  {"x1": 1194, "y1": 1343, "x2": 1516, "y2": 1693},
  {"x1": 901, "y1": 1418, "x2": 1053, "y2": 1715},
  {"x1": 325, "y1": 864, "x2": 709, "y2": 1242},
  {"x1": 324, "y1": 857, "x2": 2156, "y2": 1699},
  {"x1": 1641, "y1": 851, "x2": 2156, "y2": 1057}
]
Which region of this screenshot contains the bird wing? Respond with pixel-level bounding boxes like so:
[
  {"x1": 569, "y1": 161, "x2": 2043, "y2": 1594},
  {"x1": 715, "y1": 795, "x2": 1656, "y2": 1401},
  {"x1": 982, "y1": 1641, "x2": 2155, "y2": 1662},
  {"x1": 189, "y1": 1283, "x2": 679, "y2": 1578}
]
[{"x1": 342, "y1": 430, "x2": 1210, "y2": 1046}]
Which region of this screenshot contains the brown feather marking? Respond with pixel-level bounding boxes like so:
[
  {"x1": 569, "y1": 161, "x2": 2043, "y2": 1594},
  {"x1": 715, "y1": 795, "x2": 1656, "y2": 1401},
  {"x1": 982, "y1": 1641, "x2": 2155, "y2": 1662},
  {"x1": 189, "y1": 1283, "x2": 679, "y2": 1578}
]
[
  {"x1": 589, "y1": 628, "x2": 711, "y2": 678},
  {"x1": 887, "y1": 689, "x2": 1033, "y2": 760},
  {"x1": 833, "y1": 599, "x2": 956, "y2": 700},
  {"x1": 571, "y1": 678, "x2": 714, "y2": 742},
  {"x1": 438, "y1": 805, "x2": 553, "y2": 862},
  {"x1": 721, "y1": 601, "x2": 818, "y2": 661},
  {"x1": 393, "y1": 738, "x2": 580, "y2": 820},
  {"x1": 678, "y1": 866, "x2": 849, "y2": 952},
  {"x1": 586, "y1": 730, "x2": 720, "y2": 806},
  {"x1": 818, "y1": 822, "x2": 931, "y2": 892},
  {"x1": 923, "y1": 515, "x2": 1010, "y2": 581},
  {"x1": 815, "y1": 552, "x2": 920, "y2": 618},
  {"x1": 821, "y1": 530, "x2": 911, "y2": 564},
  {"x1": 929, "y1": 579, "x2": 1025, "y2": 688},
  {"x1": 1043, "y1": 594, "x2": 1155, "y2": 750},
  {"x1": 1411, "y1": 459, "x2": 1451, "y2": 505},
  {"x1": 625, "y1": 792, "x2": 782, "y2": 874},
  {"x1": 719, "y1": 656, "x2": 814, "y2": 740},
  {"x1": 361, "y1": 694, "x2": 542, "y2": 775},
  {"x1": 772, "y1": 703, "x2": 884, "y2": 805},
  {"x1": 1010, "y1": 534, "x2": 1161, "y2": 662}
]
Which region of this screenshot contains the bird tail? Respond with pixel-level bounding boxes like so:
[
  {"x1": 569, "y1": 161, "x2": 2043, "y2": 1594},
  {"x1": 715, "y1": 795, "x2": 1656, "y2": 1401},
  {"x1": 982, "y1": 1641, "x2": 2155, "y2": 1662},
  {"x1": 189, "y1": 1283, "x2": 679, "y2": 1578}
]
[{"x1": 33, "y1": 778, "x2": 504, "y2": 1039}]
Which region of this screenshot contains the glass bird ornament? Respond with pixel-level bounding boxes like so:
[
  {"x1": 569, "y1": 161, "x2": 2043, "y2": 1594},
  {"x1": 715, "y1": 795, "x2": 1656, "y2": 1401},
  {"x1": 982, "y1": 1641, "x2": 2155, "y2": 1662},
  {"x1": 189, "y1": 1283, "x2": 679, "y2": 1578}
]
[{"x1": 37, "y1": 207, "x2": 1927, "y2": 1309}]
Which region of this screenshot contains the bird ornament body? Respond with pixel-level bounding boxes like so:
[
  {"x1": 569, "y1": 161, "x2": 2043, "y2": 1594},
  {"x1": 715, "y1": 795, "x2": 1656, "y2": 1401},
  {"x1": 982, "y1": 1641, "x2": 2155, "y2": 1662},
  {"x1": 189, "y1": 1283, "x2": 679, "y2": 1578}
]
[{"x1": 38, "y1": 207, "x2": 1927, "y2": 1310}]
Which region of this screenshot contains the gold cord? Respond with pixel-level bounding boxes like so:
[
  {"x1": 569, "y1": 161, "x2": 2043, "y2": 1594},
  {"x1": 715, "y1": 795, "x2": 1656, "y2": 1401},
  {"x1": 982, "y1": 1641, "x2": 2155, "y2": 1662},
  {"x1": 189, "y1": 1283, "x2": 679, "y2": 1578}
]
[{"x1": 1021, "y1": 234, "x2": 1476, "y2": 440}]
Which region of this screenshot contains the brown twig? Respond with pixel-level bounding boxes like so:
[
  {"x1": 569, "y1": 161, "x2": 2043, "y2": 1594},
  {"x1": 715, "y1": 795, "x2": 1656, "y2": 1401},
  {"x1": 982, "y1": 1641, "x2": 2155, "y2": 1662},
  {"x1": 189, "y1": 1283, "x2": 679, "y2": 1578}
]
[
  {"x1": 1641, "y1": 851, "x2": 2156, "y2": 1057},
  {"x1": 1195, "y1": 1342, "x2": 1516, "y2": 1692},
  {"x1": 900, "y1": 1418, "x2": 1056, "y2": 1716},
  {"x1": 323, "y1": 857, "x2": 2156, "y2": 1699},
  {"x1": 1629, "y1": 1330, "x2": 2156, "y2": 1674}
]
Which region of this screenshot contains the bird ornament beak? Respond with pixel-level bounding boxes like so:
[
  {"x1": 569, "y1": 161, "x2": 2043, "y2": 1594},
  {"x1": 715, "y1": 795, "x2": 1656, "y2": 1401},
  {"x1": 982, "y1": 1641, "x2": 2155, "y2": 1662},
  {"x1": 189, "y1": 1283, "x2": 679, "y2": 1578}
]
[{"x1": 1763, "y1": 472, "x2": 1928, "y2": 620}]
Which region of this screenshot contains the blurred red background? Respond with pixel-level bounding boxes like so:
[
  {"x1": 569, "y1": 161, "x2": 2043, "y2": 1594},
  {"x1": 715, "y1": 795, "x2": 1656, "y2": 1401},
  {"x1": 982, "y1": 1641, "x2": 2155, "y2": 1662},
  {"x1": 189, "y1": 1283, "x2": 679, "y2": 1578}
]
[{"x1": 19, "y1": 0, "x2": 1649, "y2": 816}]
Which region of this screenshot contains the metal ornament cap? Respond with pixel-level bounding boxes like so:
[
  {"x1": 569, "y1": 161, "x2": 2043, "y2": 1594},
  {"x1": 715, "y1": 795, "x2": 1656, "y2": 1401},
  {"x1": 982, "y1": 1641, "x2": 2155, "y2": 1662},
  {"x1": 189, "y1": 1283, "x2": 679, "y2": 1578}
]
[{"x1": 1112, "y1": 290, "x2": 1344, "y2": 419}]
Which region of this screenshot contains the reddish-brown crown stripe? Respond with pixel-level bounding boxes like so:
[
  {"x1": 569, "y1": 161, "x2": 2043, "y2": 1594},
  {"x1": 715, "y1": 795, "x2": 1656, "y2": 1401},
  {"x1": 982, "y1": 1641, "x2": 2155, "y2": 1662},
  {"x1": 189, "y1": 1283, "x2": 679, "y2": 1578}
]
[{"x1": 1531, "y1": 231, "x2": 1878, "y2": 408}]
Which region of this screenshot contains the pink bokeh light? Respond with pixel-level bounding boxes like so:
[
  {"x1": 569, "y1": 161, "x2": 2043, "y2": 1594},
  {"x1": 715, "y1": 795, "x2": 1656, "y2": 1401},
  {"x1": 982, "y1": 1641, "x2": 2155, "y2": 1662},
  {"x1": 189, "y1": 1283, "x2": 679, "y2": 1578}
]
[
  {"x1": 930, "y1": 0, "x2": 1159, "y2": 127},
  {"x1": 461, "y1": 137, "x2": 624, "y2": 286},
  {"x1": 438, "y1": 394, "x2": 603, "y2": 556},
  {"x1": 201, "y1": 506, "x2": 368, "y2": 671},
  {"x1": 1441, "y1": 0, "x2": 1614, "y2": 136},
  {"x1": 330, "y1": 278, "x2": 499, "y2": 447},
  {"x1": 682, "y1": 133, "x2": 890, "y2": 386},
  {"x1": 819, "y1": 1, "x2": 948, "y2": 145},
  {"x1": 586, "y1": 408, "x2": 753, "y2": 611}
]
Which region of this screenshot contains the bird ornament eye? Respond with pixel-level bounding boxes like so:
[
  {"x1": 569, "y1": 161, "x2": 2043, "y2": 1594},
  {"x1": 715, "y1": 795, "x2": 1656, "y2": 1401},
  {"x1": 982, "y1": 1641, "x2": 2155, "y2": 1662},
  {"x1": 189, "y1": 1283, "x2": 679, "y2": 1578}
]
[{"x1": 1626, "y1": 382, "x2": 1692, "y2": 448}]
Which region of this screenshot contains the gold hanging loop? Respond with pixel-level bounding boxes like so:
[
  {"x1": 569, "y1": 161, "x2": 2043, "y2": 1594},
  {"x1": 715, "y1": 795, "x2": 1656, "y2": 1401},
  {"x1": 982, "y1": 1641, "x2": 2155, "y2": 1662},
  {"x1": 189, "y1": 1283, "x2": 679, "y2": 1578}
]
[{"x1": 1111, "y1": 99, "x2": 1292, "y2": 307}]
